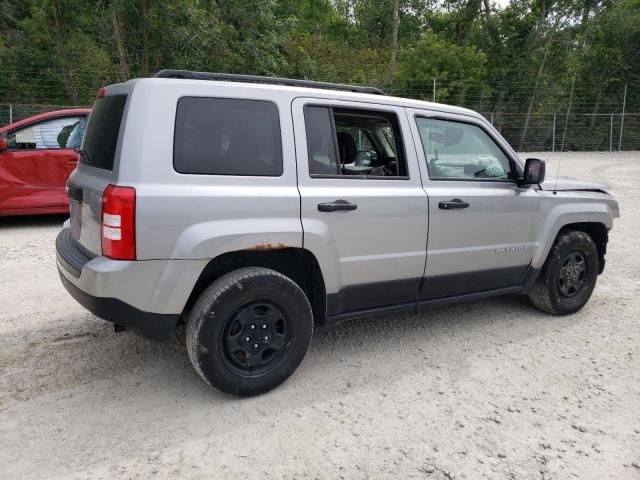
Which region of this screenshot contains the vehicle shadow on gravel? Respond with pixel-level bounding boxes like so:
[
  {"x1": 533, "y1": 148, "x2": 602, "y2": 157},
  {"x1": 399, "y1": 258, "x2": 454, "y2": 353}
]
[
  {"x1": 1, "y1": 293, "x2": 590, "y2": 477},
  {"x1": 303, "y1": 294, "x2": 576, "y2": 379},
  {"x1": 10, "y1": 292, "x2": 581, "y2": 406},
  {"x1": 0, "y1": 214, "x2": 68, "y2": 229}
]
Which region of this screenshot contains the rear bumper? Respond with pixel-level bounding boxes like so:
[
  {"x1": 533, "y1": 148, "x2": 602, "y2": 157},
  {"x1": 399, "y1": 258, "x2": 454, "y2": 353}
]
[
  {"x1": 58, "y1": 271, "x2": 179, "y2": 341},
  {"x1": 56, "y1": 227, "x2": 208, "y2": 340}
]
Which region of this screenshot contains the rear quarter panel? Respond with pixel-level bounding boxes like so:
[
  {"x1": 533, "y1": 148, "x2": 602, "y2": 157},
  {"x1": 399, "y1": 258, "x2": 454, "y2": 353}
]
[{"x1": 118, "y1": 79, "x2": 302, "y2": 260}]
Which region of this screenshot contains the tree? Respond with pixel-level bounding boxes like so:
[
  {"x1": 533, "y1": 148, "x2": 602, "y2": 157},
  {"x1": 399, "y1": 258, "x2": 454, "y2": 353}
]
[
  {"x1": 394, "y1": 33, "x2": 487, "y2": 104},
  {"x1": 389, "y1": 0, "x2": 401, "y2": 83}
]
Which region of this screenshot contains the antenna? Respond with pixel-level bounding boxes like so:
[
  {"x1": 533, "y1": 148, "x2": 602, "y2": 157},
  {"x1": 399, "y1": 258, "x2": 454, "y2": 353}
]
[{"x1": 555, "y1": 75, "x2": 576, "y2": 193}]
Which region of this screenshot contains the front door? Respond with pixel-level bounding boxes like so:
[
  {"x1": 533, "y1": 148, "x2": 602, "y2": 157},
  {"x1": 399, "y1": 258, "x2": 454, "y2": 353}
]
[
  {"x1": 0, "y1": 115, "x2": 86, "y2": 211},
  {"x1": 293, "y1": 98, "x2": 428, "y2": 316},
  {"x1": 407, "y1": 110, "x2": 540, "y2": 300}
]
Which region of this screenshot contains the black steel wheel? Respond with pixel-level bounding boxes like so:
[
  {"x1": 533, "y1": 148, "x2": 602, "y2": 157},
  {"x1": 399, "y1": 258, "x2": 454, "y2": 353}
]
[
  {"x1": 221, "y1": 301, "x2": 290, "y2": 374},
  {"x1": 529, "y1": 230, "x2": 599, "y2": 315},
  {"x1": 557, "y1": 251, "x2": 588, "y2": 298},
  {"x1": 186, "y1": 267, "x2": 313, "y2": 397}
]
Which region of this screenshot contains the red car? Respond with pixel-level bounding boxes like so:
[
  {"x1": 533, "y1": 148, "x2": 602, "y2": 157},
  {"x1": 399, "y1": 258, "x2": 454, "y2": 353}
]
[{"x1": 0, "y1": 108, "x2": 91, "y2": 216}]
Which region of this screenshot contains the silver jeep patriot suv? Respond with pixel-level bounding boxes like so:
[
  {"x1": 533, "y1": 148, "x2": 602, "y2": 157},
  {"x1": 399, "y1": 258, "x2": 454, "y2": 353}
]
[{"x1": 56, "y1": 70, "x2": 619, "y2": 397}]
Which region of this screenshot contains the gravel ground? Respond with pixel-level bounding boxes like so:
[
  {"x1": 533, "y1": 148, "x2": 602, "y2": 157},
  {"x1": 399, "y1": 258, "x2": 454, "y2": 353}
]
[{"x1": 1, "y1": 152, "x2": 639, "y2": 480}]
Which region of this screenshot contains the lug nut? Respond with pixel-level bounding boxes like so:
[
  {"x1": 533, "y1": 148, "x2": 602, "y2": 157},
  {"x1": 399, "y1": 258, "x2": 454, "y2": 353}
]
[
  {"x1": 264, "y1": 335, "x2": 270, "y2": 341},
  {"x1": 262, "y1": 324, "x2": 267, "y2": 329},
  {"x1": 253, "y1": 343, "x2": 259, "y2": 349},
  {"x1": 250, "y1": 324, "x2": 256, "y2": 330},
  {"x1": 245, "y1": 336, "x2": 251, "y2": 342}
]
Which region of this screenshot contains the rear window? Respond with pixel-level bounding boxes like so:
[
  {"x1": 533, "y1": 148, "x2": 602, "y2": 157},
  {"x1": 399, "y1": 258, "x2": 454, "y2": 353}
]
[
  {"x1": 80, "y1": 95, "x2": 127, "y2": 170},
  {"x1": 173, "y1": 97, "x2": 283, "y2": 176}
]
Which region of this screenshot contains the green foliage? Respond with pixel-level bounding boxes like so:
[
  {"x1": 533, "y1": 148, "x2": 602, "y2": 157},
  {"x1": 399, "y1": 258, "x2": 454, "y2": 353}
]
[
  {"x1": 395, "y1": 33, "x2": 487, "y2": 104},
  {"x1": 0, "y1": 0, "x2": 637, "y2": 118}
]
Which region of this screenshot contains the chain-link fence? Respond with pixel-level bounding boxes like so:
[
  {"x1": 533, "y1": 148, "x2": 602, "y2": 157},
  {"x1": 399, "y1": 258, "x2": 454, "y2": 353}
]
[
  {"x1": 1, "y1": 102, "x2": 638, "y2": 152},
  {"x1": 0, "y1": 103, "x2": 86, "y2": 128},
  {"x1": 483, "y1": 112, "x2": 640, "y2": 152}
]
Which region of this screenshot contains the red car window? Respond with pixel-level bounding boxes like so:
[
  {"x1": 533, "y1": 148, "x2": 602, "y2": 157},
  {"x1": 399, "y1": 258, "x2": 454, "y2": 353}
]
[{"x1": 7, "y1": 117, "x2": 87, "y2": 151}]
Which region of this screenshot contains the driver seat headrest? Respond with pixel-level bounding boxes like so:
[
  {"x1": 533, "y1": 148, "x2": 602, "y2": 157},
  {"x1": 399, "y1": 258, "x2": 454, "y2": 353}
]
[{"x1": 337, "y1": 132, "x2": 357, "y2": 165}]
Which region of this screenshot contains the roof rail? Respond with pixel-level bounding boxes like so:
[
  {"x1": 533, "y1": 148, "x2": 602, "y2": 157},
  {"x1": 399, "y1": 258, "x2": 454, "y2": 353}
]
[{"x1": 153, "y1": 69, "x2": 386, "y2": 96}]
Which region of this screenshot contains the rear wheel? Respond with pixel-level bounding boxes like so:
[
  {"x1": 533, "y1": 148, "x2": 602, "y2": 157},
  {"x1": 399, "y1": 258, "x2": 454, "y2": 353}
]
[
  {"x1": 186, "y1": 267, "x2": 313, "y2": 397},
  {"x1": 528, "y1": 230, "x2": 599, "y2": 315}
]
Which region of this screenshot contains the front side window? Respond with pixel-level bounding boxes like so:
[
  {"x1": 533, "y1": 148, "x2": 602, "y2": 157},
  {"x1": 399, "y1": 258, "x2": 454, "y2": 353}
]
[
  {"x1": 305, "y1": 106, "x2": 407, "y2": 178},
  {"x1": 7, "y1": 116, "x2": 86, "y2": 151},
  {"x1": 415, "y1": 117, "x2": 513, "y2": 181},
  {"x1": 174, "y1": 97, "x2": 283, "y2": 176}
]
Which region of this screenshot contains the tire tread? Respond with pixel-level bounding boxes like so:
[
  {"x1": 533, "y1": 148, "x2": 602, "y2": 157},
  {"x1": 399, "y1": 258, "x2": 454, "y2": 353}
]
[
  {"x1": 186, "y1": 267, "x2": 312, "y2": 395},
  {"x1": 528, "y1": 230, "x2": 597, "y2": 315}
]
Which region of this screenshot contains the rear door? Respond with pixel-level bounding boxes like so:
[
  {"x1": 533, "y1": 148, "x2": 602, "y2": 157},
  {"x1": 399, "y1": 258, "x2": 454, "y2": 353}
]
[
  {"x1": 67, "y1": 94, "x2": 127, "y2": 254},
  {"x1": 407, "y1": 109, "x2": 540, "y2": 299},
  {"x1": 293, "y1": 98, "x2": 428, "y2": 316},
  {"x1": 0, "y1": 115, "x2": 87, "y2": 211}
]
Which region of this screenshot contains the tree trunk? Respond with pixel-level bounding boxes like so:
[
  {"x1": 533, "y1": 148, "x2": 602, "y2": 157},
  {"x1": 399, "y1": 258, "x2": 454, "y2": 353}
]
[
  {"x1": 482, "y1": 0, "x2": 498, "y2": 45},
  {"x1": 581, "y1": 0, "x2": 593, "y2": 28},
  {"x1": 388, "y1": 0, "x2": 400, "y2": 84},
  {"x1": 590, "y1": 84, "x2": 602, "y2": 128},
  {"x1": 482, "y1": 0, "x2": 491, "y2": 24},
  {"x1": 51, "y1": 1, "x2": 76, "y2": 104},
  {"x1": 140, "y1": 0, "x2": 148, "y2": 75},
  {"x1": 518, "y1": 16, "x2": 562, "y2": 150},
  {"x1": 112, "y1": 9, "x2": 130, "y2": 81}
]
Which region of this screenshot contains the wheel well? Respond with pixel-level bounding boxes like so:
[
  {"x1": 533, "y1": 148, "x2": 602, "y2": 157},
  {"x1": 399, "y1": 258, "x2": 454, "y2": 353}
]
[
  {"x1": 183, "y1": 248, "x2": 327, "y2": 325},
  {"x1": 559, "y1": 222, "x2": 608, "y2": 274}
]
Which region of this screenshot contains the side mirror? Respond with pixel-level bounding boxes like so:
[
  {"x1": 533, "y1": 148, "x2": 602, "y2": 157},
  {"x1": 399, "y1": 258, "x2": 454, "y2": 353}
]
[
  {"x1": 521, "y1": 158, "x2": 545, "y2": 186},
  {"x1": 0, "y1": 137, "x2": 7, "y2": 152}
]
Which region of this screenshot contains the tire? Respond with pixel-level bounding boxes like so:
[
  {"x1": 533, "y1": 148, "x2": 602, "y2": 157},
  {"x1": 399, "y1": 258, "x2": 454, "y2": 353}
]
[
  {"x1": 528, "y1": 230, "x2": 599, "y2": 315},
  {"x1": 186, "y1": 267, "x2": 313, "y2": 397}
]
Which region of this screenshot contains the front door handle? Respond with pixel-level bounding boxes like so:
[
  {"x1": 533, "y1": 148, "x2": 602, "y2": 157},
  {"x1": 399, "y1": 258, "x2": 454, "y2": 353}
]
[
  {"x1": 439, "y1": 198, "x2": 469, "y2": 210},
  {"x1": 318, "y1": 199, "x2": 358, "y2": 212}
]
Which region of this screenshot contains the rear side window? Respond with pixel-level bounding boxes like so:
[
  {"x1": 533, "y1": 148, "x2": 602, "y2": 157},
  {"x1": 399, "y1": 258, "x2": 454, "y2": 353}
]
[
  {"x1": 81, "y1": 95, "x2": 127, "y2": 170},
  {"x1": 174, "y1": 97, "x2": 283, "y2": 176}
]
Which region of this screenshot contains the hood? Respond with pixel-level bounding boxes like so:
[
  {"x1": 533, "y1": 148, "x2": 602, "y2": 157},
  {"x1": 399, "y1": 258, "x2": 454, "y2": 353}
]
[{"x1": 539, "y1": 175, "x2": 610, "y2": 193}]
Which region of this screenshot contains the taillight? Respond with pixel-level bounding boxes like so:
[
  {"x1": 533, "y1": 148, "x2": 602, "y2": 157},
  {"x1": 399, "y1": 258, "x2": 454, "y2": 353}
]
[
  {"x1": 96, "y1": 87, "x2": 106, "y2": 98},
  {"x1": 101, "y1": 185, "x2": 136, "y2": 260}
]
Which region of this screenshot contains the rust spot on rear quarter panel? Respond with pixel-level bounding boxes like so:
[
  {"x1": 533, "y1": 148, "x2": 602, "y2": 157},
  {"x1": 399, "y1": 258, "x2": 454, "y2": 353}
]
[{"x1": 247, "y1": 242, "x2": 289, "y2": 251}]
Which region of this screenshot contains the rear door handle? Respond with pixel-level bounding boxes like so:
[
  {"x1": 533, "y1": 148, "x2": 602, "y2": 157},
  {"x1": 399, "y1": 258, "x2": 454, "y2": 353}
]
[
  {"x1": 318, "y1": 200, "x2": 358, "y2": 212},
  {"x1": 439, "y1": 198, "x2": 469, "y2": 210}
]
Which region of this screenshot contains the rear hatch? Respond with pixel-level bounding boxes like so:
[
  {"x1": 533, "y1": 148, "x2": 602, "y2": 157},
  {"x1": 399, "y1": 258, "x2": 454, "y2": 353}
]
[{"x1": 67, "y1": 92, "x2": 128, "y2": 256}]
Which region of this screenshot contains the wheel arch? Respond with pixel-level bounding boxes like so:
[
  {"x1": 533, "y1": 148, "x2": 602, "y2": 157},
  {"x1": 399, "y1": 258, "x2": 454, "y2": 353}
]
[
  {"x1": 533, "y1": 201, "x2": 613, "y2": 272},
  {"x1": 556, "y1": 222, "x2": 609, "y2": 274},
  {"x1": 183, "y1": 247, "x2": 327, "y2": 325}
]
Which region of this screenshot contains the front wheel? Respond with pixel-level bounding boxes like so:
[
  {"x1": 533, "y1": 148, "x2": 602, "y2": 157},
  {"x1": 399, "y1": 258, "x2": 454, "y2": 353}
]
[
  {"x1": 186, "y1": 267, "x2": 313, "y2": 397},
  {"x1": 528, "y1": 230, "x2": 599, "y2": 315}
]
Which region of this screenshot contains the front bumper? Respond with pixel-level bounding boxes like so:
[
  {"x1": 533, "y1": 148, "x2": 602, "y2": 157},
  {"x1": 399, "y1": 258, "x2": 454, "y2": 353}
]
[{"x1": 56, "y1": 228, "x2": 207, "y2": 340}]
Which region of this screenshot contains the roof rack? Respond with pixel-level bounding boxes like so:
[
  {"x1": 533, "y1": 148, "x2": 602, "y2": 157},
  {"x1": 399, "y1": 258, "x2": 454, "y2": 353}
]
[{"x1": 153, "y1": 69, "x2": 386, "y2": 96}]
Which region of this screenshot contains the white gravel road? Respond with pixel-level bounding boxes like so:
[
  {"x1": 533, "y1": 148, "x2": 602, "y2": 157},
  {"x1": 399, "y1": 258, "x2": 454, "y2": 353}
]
[{"x1": 1, "y1": 152, "x2": 639, "y2": 480}]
